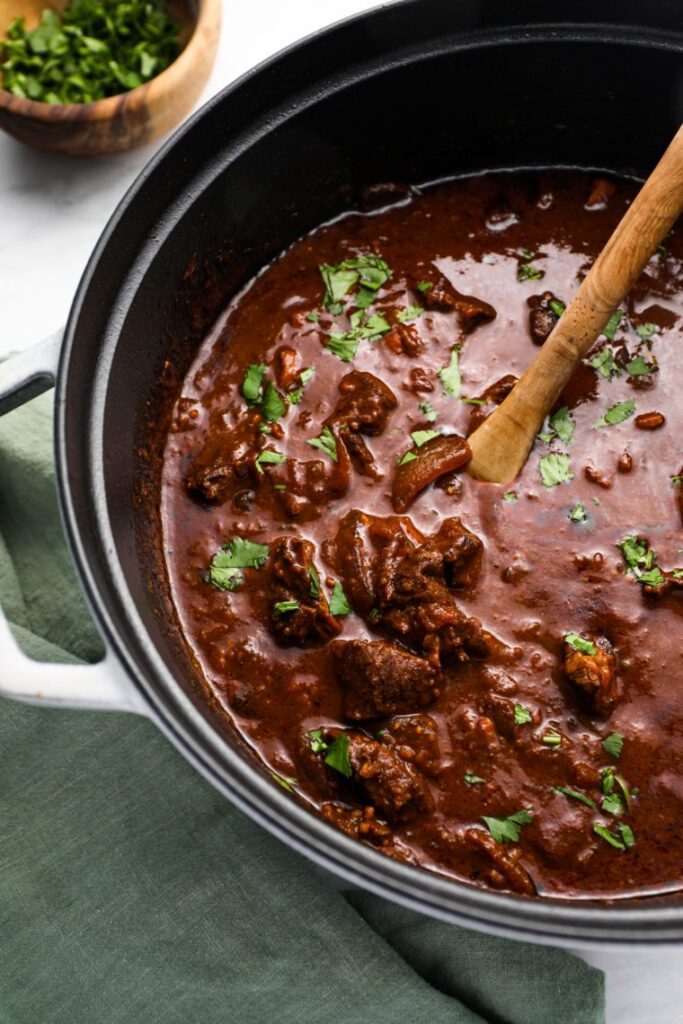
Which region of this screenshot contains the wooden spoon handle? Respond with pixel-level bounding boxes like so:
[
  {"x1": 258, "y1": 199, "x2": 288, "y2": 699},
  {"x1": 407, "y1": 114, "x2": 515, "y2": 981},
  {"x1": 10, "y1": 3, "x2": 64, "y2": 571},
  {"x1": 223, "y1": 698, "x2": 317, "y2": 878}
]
[{"x1": 468, "y1": 124, "x2": 683, "y2": 484}]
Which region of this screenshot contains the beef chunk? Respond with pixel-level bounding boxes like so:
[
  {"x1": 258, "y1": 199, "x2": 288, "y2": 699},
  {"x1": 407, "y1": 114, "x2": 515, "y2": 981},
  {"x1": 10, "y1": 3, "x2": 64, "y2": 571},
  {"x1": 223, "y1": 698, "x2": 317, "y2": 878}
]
[
  {"x1": 267, "y1": 536, "x2": 341, "y2": 646},
  {"x1": 384, "y1": 715, "x2": 441, "y2": 776},
  {"x1": 274, "y1": 345, "x2": 301, "y2": 390},
  {"x1": 340, "y1": 431, "x2": 381, "y2": 479},
  {"x1": 384, "y1": 321, "x2": 423, "y2": 357},
  {"x1": 329, "y1": 509, "x2": 422, "y2": 615},
  {"x1": 392, "y1": 434, "x2": 471, "y2": 513},
  {"x1": 404, "y1": 517, "x2": 482, "y2": 591},
  {"x1": 527, "y1": 291, "x2": 564, "y2": 345},
  {"x1": 320, "y1": 802, "x2": 392, "y2": 842},
  {"x1": 564, "y1": 639, "x2": 618, "y2": 714},
  {"x1": 345, "y1": 731, "x2": 427, "y2": 819},
  {"x1": 420, "y1": 276, "x2": 497, "y2": 333},
  {"x1": 327, "y1": 370, "x2": 397, "y2": 436},
  {"x1": 465, "y1": 828, "x2": 536, "y2": 895},
  {"x1": 467, "y1": 375, "x2": 518, "y2": 434},
  {"x1": 270, "y1": 431, "x2": 351, "y2": 519},
  {"x1": 186, "y1": 431, "x2": 253, "y2": 504},
  {"x1": 332, "y1": 639, "x2": 442, "y2": 719}
]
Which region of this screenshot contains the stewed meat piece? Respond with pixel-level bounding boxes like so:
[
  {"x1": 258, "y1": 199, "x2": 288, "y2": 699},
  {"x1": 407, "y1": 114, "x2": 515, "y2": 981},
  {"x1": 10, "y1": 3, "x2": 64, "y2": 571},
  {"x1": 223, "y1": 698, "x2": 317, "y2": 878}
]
[
  {"x1": 419, "y1": 275, "x2": 497, "y2": 333},
  {"x1": 332, "y1": 639, "x2": 443, "y2": 719},
  {"x1": 344, "y1": 731, "x2": 428, "y2": 819},
  {"x1": 267, "y1": 536, "x2": 341, "y2": 646},
  {"x1": 327, "y1": 370, "x2": 397, "y2": 436},
  {"x1": 564, "y1": 640, "x2": 618, "y2": 714}
]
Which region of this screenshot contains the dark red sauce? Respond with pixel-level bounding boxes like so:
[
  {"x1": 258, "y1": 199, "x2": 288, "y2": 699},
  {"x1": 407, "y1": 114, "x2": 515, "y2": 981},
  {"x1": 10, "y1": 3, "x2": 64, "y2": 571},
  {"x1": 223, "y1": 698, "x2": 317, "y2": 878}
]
[{"x1": 160, "y1": 171, "x2": 683, "y2": 900}]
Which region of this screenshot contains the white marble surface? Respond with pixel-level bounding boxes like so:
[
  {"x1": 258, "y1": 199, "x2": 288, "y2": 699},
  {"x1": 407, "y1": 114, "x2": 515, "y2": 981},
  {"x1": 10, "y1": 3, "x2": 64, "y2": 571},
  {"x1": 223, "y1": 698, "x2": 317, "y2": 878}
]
[{"x1": 1, "y1": 1, "x2": 682, "y2": 1020}]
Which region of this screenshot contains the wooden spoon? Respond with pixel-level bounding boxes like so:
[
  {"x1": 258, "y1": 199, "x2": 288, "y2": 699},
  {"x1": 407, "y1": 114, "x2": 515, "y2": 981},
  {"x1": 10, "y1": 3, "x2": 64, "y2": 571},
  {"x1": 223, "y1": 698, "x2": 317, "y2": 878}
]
[{"x1": 467, "y1": 124, "x2": 683, "y2": 484}]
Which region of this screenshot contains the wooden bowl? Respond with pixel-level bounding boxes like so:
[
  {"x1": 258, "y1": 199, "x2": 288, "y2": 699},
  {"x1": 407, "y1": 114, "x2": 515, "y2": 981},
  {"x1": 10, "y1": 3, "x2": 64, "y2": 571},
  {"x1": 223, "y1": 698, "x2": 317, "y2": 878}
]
[{"x1": 0, "y1": 0, "x2": 221, "y2": 156}]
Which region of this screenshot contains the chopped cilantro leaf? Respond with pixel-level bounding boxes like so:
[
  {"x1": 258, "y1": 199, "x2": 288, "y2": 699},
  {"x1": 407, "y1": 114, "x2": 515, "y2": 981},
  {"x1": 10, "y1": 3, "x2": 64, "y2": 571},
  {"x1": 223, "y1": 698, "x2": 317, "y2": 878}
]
[
  {"x1": 548, "y1": 405, "x2": 575, "y2": 445},
  {"x1": 307, "y1": 426, "x2": 337, "y2": 461},
  {"x1": 602, "y1": 309, "x2": 623, "y2": 341},
  {"x1": 209, "y1": 538, "x2": 269, "y2": 591},
  {"x1": 411, "y1": 428, "x2": 440, "y2": 447},
  {"x1": 319, "y1": 254, "x2": 392, "y2": 310},
  {"x1": 355, "y1": 287, "x2": 375, "y2": 310},
  {"x1": 460, "y1": 397, "x2": 486, "y2": 405},
  {"x1": 619, "y1": 823, "x2": 636, "y2": 848},
  {"x1": 481, "y1": 808, "x2": 533, "y2": 844},
  {"x1": 514, "y1": 703, "x2": 533, "y2": 726},
  {"x1": 242, "y1": 363, "x2": 267, "y2": 403},
  {"x1": 272, "y1": 772, "x2": 298, "y2": 792},
  {"x1": 255, "y1": 449, "x2": 286, "y2": 474},
  {"x1": 568, "y1": 501, "x2": 587, "y2": 523},
  {"x1": 419, "y1": 401, "x2": 438, "y2": 423},
  {"x1": 364, "y1": 312, "x2": 392, "y2": 337},
  {"x1": 635, "y1": 322, "x2": 658, "y2": 340},
  {"x1": 397, "y1": 451, "x2": 419, "y2": 465},
  {"x1": 308, "y1": 564, "x2": 321, "y2": 599},
  {"x1": 565, "y1": 632, "x2": 596, "y2": 654},
  {"x1": 594, "y1": 399, "x2": 635, "y2": 428},
  {"x1": 262, "y1": 383, "x2": 287, "y2": 422},
  {"x1": 324, "y1": 733, "x2": 352, "y2": 777},
  {"x1": 671, "y1": 475, "x2": 682, "y2": 488},
  {"x1": 517, "y1": 262, "x2": 545, "y2": 282},
  {"x1": 553, "y1": 786, "x2": 596, "y2": 808},
  {"x1": 548, "y1": 298, "x2": 566, "y2": 318},
  {"x1": 464, "y1": 770, "x2": 485, "y2": 786},
  {"x1": 329, "y1": 581, "x2": 352, "y2": 617},
  {"x1": 503, "y1": 491, "x2": 518, "y2": 503},
  {"x1": 273, "y1": 600, "x2": 300, "y2": 616},
  {"x1": 603, "y1": 732, "x2": 624, "y2": 759},
  {"x1": 306, "y1": 311, "x2": 320, "y2": 323},
  {"x1": 626, "y1": 355, "x2": 655, "y2": 376},
  {"x1": 327, "y1": 332, "x2": 360, "y2": 361},
  {"x1": 542, "y1": 730, "x2": 562, "y2": 747},
  {"x1": 537, "y1": 432, "x2": 554, "y2": 444},
  {"x1": 416, "y1": 280, "x2": 433, "y2": 292},
  {"x1": 308, "y1": 729, "x2": 328, "y2": 754},
  {"x1": 593, "y1": 823, "x2": 626, "y2": 849},
  {"x1": 619, "y1": 535, "x2": 654, "y2": 573},
  {"x1": 539, "y1": 453, "x2": 574, "y2": 487},
  {"x1": 397, "y1": 305, "x2": 424, "y2": 323},
  {"x1": 601, "y1": 767, "x2": 616, "y2": 795},
  {"x1": 438, "y1": 345, "x2": 462, "y2": 398},
  {"x1": 639, "y1": 567, "x2": 665, "y2": 586},
  {"x1": 588, "y1": 347, "x2": 620, "y2": 379},
  {"x1": 319, "y1": 265, "x2": 359, "y2": 308},
  {"x1": 601, "y1": 793, "x2": 624, "y2": 816}
]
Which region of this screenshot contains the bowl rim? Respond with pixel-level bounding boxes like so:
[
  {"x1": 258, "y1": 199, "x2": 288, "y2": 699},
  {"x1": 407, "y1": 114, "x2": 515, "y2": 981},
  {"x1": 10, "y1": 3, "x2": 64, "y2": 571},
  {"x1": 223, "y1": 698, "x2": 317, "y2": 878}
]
[{"x1": 0, "y1": 0, "x2": 220, "y2": 120}]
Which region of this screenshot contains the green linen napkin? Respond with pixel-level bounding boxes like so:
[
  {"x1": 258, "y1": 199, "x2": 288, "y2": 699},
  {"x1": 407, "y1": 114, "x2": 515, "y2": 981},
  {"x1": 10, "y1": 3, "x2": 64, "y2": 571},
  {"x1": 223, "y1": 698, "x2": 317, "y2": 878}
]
[{"x1": 0, "y1": 394, "x2": 604, "y2": 1024}]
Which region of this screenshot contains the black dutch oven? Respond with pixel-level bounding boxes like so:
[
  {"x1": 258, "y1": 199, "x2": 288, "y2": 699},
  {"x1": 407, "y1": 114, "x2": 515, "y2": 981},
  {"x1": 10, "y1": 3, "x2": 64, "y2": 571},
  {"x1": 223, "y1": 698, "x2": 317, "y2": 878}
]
[{"x1": 1, "y1": 0, "x2": 682, "y2": 947}]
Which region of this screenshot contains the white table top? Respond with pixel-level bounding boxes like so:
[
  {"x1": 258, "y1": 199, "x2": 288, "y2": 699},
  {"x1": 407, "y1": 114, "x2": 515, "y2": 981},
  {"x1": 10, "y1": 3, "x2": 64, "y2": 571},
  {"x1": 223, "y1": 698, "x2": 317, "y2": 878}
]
[{"x1": 1, "y1": 2, "x2": 681, "y2": 1019}]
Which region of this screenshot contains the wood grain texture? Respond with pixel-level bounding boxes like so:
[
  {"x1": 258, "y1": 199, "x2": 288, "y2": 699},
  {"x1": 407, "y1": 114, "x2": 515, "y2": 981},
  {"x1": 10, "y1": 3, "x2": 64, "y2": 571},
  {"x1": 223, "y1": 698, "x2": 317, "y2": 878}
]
[
  {"x1": 0, "y1": 0, "x2": 220, "y2": 156},
  {"x1": 468, "y1": 123, "x2": 683, "y2": 484}
]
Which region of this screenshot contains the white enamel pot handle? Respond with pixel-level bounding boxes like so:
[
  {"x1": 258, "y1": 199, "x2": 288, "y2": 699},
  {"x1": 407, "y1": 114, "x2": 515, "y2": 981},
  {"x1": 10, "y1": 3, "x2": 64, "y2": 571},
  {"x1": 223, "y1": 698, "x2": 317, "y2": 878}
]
[{"x1": 0, "y1": 331, "x2": 147, "y2": 715}]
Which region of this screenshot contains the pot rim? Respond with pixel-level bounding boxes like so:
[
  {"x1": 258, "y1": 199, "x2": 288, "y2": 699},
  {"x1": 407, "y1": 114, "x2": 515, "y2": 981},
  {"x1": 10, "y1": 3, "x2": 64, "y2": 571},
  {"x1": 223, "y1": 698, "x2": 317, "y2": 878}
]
[{"x1": 54, "y1": 0, "x2": 683, "y2": 947}]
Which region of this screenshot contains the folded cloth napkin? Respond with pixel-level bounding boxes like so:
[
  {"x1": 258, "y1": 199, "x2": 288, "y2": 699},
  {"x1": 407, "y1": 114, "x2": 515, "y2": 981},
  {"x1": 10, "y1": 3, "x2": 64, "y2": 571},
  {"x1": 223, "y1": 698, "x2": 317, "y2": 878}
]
[{"x1": 0, "y1": 394, "x2": 604, "y2": 1024}]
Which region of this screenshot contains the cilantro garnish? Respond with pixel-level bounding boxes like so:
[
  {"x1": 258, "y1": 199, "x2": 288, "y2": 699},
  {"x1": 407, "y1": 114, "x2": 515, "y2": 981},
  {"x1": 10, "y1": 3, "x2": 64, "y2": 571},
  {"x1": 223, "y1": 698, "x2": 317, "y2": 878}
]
[
  {"x1": 539, "y1": 453, "x2": 574, "y2": 487},
  {"x1": 481, "y1": 808, "x2": 533, "y2": 844},
  {"x1": 542, "y1": 730, "x2": 562, "y2": 747},
  {"x1": 618, "y1": 535, "x2": 664, "y2": 586},
  {"x1": 318, "y1": 254, "x2": 392, "y2": 311},
  {"x1": 324, "y1": 734, "x2": 353, "y2": 777},
  {"x1": 288, "y1": 366, "x2": 315, "y2": 404},
  {"x1": 602, "y1": 732, "x2": 624, "y2": 759},
  {"x1": 601, "y1": 793, "x2": 623, "y2": 816},
  {"x1": 255, "y1": 449, "x2": 286, "y2": 474},
  {"x1": 593, "y1": 822, "x2": 635, "y2": 850},
  {"x1": 209, "y1": 538, "x2": 269, "y2": 591},
  {"x1": 262, "y1": 383, "x2": 287, "y2": 423},
  {"x1": 329, "y1": 582, "x2": 351, "y2": 617},
  {"x1": 626, "y1": 355, "x2": 655, "y2": 376},
  {"x1": 397, "y1": 451, "x2": 418, "y2": 465},
  {"x1": 306, "y1": 311, "x2": 320, "y2": 323},
  {"x1": 588, "y1": 347, "x2": 620, "y2": 379},
  {"x1": 307, "y1": 565, "x2": 321, "y2": 599},
  {"x1": 464, "y1": 770, "x2": 485, "y2": 786},
  {"x1": 517, "y1": 261, "x2": 545, "y2": 282},
  {"x1": 548, "y1": 405, "x2": 575, "y2": 445},
  {"x1": 327, "y1": 332, "x2": 361, "y2": 361},
  {"x1": 242, "y1": 363, "x2": 267, "y2": 403},
  {"x1": 594, "y1": 399, "x2": 635, "y2": 429},
  {"x1": 419, "y1": 401, "x2": 438, "y2": 423},
  {"x1": 548, "y1": 298, "x2": 566, "y2": 318},
  {"x1": 553, "y1": 786, "x2": 596, "y2": 808},
  {"x1": 307, "y1": 426, "x2": 337, "y2": 461},
  {"x1": 416, "y1": 280, "x2": 433, "y2": 292},
  {"x1": 411, "y1": 428, "x2": 440, "y2": 447},
  {"x1": 568, "y1": 501, "x2": 587, "y2": 523},
  {"x1": 272, "y1": 772, "x2": 298, "y2": 792},
  {"x1": 565, "y1": 632, "x2": 596, "y2": 655},
  {"x1": 273, "y1": 600, "x2": 300, "y2": 616},
  {"x1": 397, "y1": 305, "x2": 424, "y2": 323},
  {"x1": 602, "y1": 309, "x2": 623, "y2": 341},
  {"x1": 438, "y1": 345, "x2": 462, "y2": 398},
  {"x1": 635, "y1": 322, "x2": 658, "y2": 340},
  {"x1": 514, "y1": 703, "x2": 532, "y2": 726},
  {"x1": 503, "y1": 491, "x2": 518, "y2": 503},
  {"x1": 308, "y1": 729, "x2": 328, "y2": 754}
]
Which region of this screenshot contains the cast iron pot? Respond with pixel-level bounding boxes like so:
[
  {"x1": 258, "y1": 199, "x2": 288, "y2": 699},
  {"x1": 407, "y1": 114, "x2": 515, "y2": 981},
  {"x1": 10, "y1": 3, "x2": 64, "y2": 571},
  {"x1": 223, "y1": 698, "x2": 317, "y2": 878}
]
[{"x1": 1, "y1": 0, "x2": 682, "y2": 948}]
